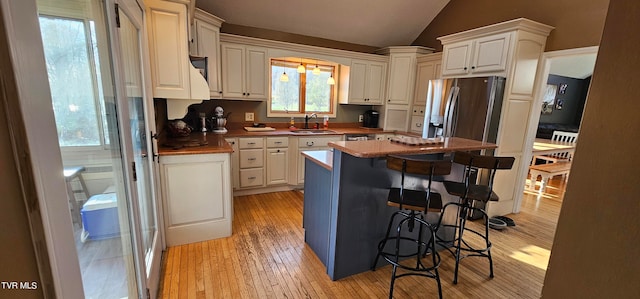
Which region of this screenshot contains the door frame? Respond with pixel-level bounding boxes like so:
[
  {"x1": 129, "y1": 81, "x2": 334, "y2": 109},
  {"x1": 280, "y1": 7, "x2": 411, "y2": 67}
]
[
  {"x1": 106, "y1": 0, "x2": 165, "y2": 297},
  {"x1": 0, "y1": 0, "x2": 165, "y2": 297},
  {"x1": 513, "y1": 46, "x2": 599, "y2": 213},
  {"x1": 0, "y1": 0, "x2": 84, "y2": 297}
]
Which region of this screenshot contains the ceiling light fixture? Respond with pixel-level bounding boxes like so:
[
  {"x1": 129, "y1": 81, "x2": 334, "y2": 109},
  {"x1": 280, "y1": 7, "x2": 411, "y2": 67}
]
[
  {"x1": 297, "y1": 57, "x2": 305, "y2": 73},
  {"x1": 312, "y1": 60, "x2": 321, "y2": 75},
  {"x1": 327, "y1": 74, "x2": 335, "y2": 85},
  {"x1": 279, "y1": 61, "x2": 289, "y2": 82}
]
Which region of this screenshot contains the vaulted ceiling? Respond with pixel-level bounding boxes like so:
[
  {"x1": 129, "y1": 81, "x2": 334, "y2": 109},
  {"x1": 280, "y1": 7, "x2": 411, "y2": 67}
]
[{"x1": 196, "y1": 0, "x2": 451, "y2": 48}]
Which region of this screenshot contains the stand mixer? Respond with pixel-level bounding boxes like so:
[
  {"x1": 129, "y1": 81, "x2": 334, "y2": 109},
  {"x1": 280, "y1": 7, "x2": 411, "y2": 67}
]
[{"x1": 211, "y1": 106, "x2": 228, "y2": 133}]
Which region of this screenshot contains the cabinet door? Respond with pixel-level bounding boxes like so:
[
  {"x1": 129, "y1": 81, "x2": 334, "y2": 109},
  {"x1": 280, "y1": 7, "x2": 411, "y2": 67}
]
[
  {"x1": 366, "y1": 61, "x2": 386, "y2": 104},
  {"x1": 347, "y1": 60, "x2": 368, "y2": 104},
  {"x1": 387, "y1": 54, "x2": 414, "y2": 104},
  {"x1": 441, "y1": 40, "x2": 473, "y2": 77},
  {"x1": 266, "y1": 148, "x2": 288, "y2": 185},
  {"x1": 413, "y1": 61, "x2": 437, "y2": 106},
  {"x1": 245, "y1": 46, "x2": 268, "y2": 99},
  {"x1": 160, "y1": 154, "x2": 232, "y2": 246},
  {"x1": 146, "y1": 0, "x2": 190, "y2": 99},
  {"x1": 194, "y1": 19, "x2": 221, "y2": 97},
  {"x1": 221, "y1": 43, "x2": 245, "y2": 98},
  {"x1": 384, "y1": 105, "x2": 410, "y2": 131},
  {"x1": 471, "y1": 32, "x2": 511, "y2": 74}
]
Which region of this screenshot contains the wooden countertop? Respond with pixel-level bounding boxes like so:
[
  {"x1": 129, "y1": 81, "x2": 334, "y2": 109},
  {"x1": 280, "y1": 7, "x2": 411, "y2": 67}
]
[
  {"x1": 158, "y1": 126, "x2": 392, "y2": 155},
  {"x1": 158, "y1": 133, "x2": 233, "y2": 156},
  {"x1": 301, "y1": 150, "x2": 333, "y2": 171},
  {"x1": 329, "y1": 137, "x2": 497, "y2": 158}
]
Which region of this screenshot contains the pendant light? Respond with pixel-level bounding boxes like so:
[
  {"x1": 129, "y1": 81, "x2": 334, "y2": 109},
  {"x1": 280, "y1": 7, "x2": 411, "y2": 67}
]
[
  {"x1": 297, "y1": 57, "x2": 305, "y2": 73},
  {"x1": 327, "y1": 74, "x2": 336, "y2": 85},
  {"x1": 279, "y1": 61, "x2": 289, "y2": 82},
  {"x1": 312, "y1": 59, "x2": 321, "y2": 75}
]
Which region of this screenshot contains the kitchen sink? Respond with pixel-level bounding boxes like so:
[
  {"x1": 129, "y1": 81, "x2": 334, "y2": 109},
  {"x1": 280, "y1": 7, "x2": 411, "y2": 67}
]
[{"x1": 291, "y1": 129, "x2": 338, "y2": 134}]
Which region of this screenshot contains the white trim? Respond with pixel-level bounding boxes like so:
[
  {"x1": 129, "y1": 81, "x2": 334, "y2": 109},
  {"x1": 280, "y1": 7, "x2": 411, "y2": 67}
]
[
  {"x1": 1, "y1": 0, "x2": 84, "y2": 297},
  {"x1": 513, "y1": 46, "x2": 598, "y2": 213}
]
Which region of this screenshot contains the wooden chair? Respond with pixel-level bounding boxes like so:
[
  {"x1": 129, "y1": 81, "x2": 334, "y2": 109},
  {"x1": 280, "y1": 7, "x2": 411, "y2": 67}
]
[{"x1": 535, "y1": 130, "x2": 578, "y2": 164}]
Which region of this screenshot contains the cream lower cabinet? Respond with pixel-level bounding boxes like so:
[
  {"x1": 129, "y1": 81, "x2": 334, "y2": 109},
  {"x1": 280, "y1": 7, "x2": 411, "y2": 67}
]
[
  {"x1": 297, "y1": 136, "x2": 342, "y2": 184},
  {"x1": 224, "y1": 138, "x2": 239, "y2": 189},
  {"x1": 239, "y1": 137, "x2": 265, "y2": 188},
  {"x1": 160, "y1": 153, "x2": 232, "y2": 246},
  {"x1": 266, "y1": 137, "x2": 289, "y2": 185}
]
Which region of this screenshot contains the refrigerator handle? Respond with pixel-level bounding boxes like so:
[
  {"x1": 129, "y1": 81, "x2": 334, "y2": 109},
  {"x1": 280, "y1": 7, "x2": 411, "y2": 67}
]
[{"x1": 443, "y1": 86, "x2": 460, "y2": 138}]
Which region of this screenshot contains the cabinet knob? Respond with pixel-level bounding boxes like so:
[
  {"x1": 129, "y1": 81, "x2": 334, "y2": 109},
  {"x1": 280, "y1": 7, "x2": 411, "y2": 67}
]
[
  {"x1": 243, "y1": 92, "x2": 246, "y2": 96},
  {"x1": 219, "y1": 91, "x2": 223, "y2": 94},
  {"x1": 388, "y1": 99, "x2": 391, "y2": 102},
  {"x1": 471, "y1": 66, "x2": 476, "y2": 70},
  {"x1": 463, "y1": 67, "x2": 468, "y2": 70},
  {"x1": 277, "y1": 149, "x2": 280, "y2": 153},
  {"x1": 248, "y1": 176, "x2": 256, "y2": 180},
  {"x1": 248, "y1": 157, "x2": 256, "y2": 161}
]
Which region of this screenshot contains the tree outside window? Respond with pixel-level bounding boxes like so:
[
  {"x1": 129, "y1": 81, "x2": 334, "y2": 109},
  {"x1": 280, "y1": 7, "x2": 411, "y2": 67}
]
[{"x1": 270, "y1": 59, "x2": 335, "y2": 116}]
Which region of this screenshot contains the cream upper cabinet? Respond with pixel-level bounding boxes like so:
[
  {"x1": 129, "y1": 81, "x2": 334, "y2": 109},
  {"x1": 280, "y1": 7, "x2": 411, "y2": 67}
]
[
  {"x1": 386, "y1": 54, "x2": 415, "y2": 105},
  {"x1": 437, "y1": 18, "x2": 554, "y2": 216},
  {"x1": 377, "y1": 46, "x2": 433, "y2": 131},
  {"x1": 441, "y1": 32, "x2": 512, "y2": 78},
  {"x1": 145, "y1": 0, "x2": 208, "y2": 100},
  {"x1": 191, "y1": 9, "x2": 224, "y2": 98},
  {"x1": 413, "y1": 53, "x2": 442, "y2": 107},
  {"x1": 221, "y1": 43, "x2": 268, "y2": 100},
  {"x1": 342, "y1": 59, "x2": 387, "y2": 105}
]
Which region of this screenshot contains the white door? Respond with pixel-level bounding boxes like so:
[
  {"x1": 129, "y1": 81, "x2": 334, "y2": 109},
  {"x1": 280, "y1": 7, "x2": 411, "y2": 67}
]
[
  {"x1": 113, "y1": 1, "x2": 163, "y2": 297},
  {"x1": 35, "y1": 0, "x2": 161, "y2": 297}
]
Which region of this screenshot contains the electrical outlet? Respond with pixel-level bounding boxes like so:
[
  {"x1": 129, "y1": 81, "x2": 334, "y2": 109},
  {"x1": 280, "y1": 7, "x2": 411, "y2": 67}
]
[
  {"x1": 245, "y1": 112, "x2": 254, "y2": 122},
  {"x1": 358, "y1": 115, "x2": 363, "y2": 122}
]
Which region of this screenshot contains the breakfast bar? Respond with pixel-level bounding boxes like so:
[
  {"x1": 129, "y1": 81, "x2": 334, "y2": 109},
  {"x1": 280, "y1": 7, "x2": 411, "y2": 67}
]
[{"x1": 301, "y1": 137, "x2": 497, "y2": 280}]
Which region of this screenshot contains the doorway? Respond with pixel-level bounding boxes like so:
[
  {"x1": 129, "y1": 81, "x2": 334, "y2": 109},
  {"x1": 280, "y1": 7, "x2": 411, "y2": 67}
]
[
  {"x1": 35, "y1": 0, "x2": 162, "y2": 297},
  {"x1": 515, "y1": 46, "x2": 598, "y2": 209}
]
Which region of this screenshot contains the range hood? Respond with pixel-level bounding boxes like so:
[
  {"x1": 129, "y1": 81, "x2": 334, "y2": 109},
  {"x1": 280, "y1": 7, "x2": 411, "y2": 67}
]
[{"x1": 166, "y1": 59, "x2": 210, "y2": 120}]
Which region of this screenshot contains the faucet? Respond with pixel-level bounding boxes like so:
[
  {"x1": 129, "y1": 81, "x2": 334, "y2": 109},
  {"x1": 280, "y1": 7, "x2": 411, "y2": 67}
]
[{"x1": 304, "y1": 113, "x2": 317, "y2": 129}]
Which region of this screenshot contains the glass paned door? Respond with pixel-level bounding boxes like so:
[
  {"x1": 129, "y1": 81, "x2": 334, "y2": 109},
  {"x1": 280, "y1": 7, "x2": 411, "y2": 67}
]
[
  {"x1": 36, "y1": 0, "x2": 163, "y2": 297},
  {"x1": 115, "y1": 1, "x2": 162, "y2": 296}
]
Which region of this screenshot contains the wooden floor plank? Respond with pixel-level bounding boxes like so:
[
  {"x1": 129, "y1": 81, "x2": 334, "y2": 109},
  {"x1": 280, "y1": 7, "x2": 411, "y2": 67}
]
[{"x1": 159, "y1": 178, "x2": 563, "y2": 298}]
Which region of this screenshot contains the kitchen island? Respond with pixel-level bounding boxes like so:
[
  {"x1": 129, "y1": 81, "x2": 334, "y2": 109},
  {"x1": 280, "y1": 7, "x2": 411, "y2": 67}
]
[{"x1": 301, "y1": 137, "x2": 497, "y2": 280}]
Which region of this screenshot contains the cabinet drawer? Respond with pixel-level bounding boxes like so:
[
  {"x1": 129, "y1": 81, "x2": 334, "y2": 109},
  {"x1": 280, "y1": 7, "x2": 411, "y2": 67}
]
[
  {"x1": 239, "y1": 168, "x2": 264, "y2": 188},
  {"x1": 298, "y1": 136, "x2": 342, "y2": 148},
  {"x1": 239, "y1": 149, "x2": 264, "y2": 168},
  {"x1": 266, "y1": 137, "x2": 289, "y2": 148},
  {"x1": 239, "y1": 137, "x2": 264, "y2": 149}
]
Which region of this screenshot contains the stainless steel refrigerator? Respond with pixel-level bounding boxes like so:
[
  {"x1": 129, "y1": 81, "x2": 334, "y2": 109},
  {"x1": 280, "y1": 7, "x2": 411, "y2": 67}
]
[
  {"x1": 422, "y1": 76, "x2": 506, "y2": 219},
  {"x1": 422, "y1": 76, "x2": 506, "y2": 150}
]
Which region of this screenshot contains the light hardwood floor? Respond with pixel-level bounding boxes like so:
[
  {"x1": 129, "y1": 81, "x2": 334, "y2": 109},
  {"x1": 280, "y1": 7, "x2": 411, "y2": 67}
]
[{"x1": 158, "y1": 178, "x2": 564, "y2": 298}]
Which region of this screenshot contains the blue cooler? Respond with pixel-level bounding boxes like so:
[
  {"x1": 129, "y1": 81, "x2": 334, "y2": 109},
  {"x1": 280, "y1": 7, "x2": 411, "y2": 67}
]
[{"x1": 80, "y1": 192, "x2": 120, "y2": 241}]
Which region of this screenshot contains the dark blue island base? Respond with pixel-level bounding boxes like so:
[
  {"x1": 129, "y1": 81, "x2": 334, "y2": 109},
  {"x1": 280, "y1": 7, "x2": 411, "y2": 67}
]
[
  {"x1": 302, "y1": 138, "x2": 497, "y2": 280},
  {"x1": 302, "y1": 150, "x2": 465, "y2": 280}
]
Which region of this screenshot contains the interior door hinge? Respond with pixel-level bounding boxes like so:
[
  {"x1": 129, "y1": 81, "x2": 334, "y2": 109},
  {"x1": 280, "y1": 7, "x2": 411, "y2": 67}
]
[
  {"x1": 114, "y1": 3, "x2": 120, "y2": 28},
  {"x1": 132, "y1": 161, "x2": 137, "y2": 181}
]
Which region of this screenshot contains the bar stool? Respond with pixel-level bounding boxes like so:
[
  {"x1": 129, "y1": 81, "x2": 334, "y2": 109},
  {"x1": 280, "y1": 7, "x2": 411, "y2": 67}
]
[
  {"x1": 437, "y1": 151, "x2": 515, "y2": 284},
  {"x1": 372, "y1": 155, "x2": 452, "y2": 299},
  {"x1": 64, "y1": 166, "x2": 89, "y2": 226}
]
